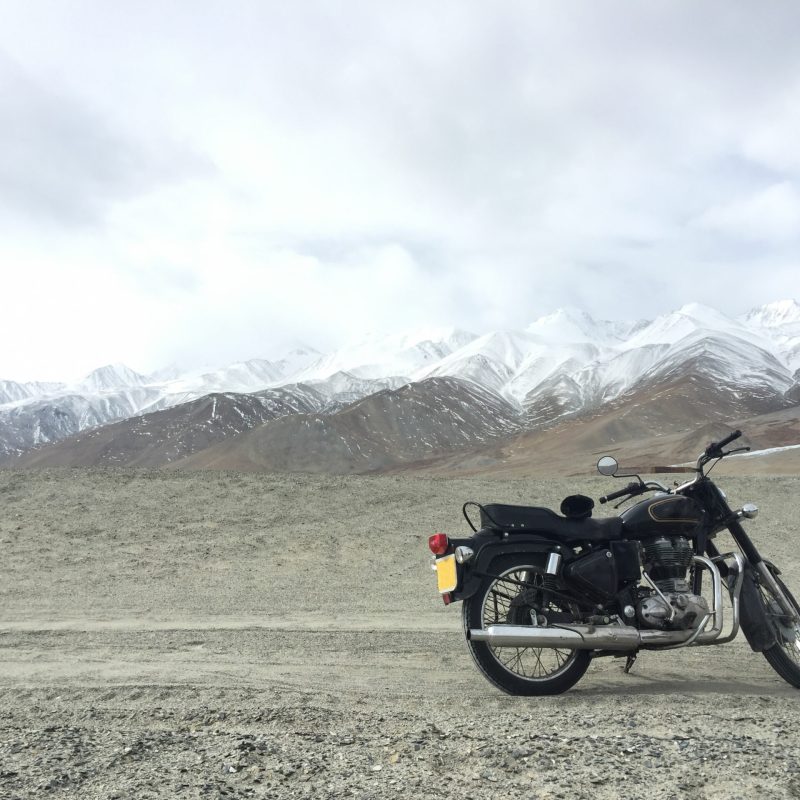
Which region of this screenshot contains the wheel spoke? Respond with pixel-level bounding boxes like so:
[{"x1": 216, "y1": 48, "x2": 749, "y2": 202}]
[
  {"x1": 554, "y1": 649, "x2": 568, "y2": 667},
  {"x1": 480, "y1": 565, "x2": 583, "y2": 683},
  {"x1": 532, "y1": 648, "x2": 546, "y2": 677},
  {"x1": 756, "y1": 576, "x2": 800, "y2": 671},
  {"x1": 497, "y1": 647, "x2": 524, "y2": 674}
]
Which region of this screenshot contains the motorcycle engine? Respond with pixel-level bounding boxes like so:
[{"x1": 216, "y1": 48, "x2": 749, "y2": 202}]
[{"x1": 636, "y1": 536, "x2": 708, "y2": 631}]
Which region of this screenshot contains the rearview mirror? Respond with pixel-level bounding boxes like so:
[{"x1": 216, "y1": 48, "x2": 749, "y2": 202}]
[{"x1": 597, "y1": 456, "x2": 618, "y2": 476}]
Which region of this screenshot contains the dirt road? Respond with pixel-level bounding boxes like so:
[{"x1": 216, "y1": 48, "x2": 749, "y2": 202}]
[{"x1": 2, "y1": 469, "x2": 799, "y2": 798}]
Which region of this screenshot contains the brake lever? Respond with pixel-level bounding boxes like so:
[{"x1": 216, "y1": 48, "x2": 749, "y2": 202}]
[{"x1": 722, "y1": 446, "x2": 751, "y2": 456}]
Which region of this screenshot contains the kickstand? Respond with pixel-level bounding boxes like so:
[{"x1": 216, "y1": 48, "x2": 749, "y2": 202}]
[{"x1": 624, "y1": 653, "x2": 638, "y2": 674}]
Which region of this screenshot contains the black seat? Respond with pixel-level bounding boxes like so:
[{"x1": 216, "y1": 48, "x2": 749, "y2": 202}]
[{"x1": 479, "y1": 503, "x2": 623, "y2": 544}]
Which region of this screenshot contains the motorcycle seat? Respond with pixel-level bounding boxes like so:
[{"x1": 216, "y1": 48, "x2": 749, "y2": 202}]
[{"x1": 479, "y1": 503, "x2": 623, "y2": 544}]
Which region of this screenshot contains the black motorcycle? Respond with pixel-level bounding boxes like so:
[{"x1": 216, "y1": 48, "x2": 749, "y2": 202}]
[{"x1": 429, "y1": 430, "x2": 800, "y2": 695}]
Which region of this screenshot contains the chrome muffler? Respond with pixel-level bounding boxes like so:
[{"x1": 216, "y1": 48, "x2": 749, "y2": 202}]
[
  {"x1": 469, "y1": 554, "x2": 735, "y2": 651},
  {"x1": 468, "y1": 623, "x2": 697, "y2": 650}
]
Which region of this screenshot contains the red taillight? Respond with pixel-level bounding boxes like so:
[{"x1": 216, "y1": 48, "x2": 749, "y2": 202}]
[{"x1": 428, "y1": 533, "x2": 449, "y2": 556}]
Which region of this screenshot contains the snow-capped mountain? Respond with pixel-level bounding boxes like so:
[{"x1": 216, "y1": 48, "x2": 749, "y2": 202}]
[
  {"x1": 0, "y1": 387, "x2": 166, "y2": 460},
  {"x1": 2, "y1": 300, "x2": 799, "y2": 465},
  {"x1": 164, "y1": 348, "x2": 323, "y2": 397},
  {"x1": 296, "y1": 372, "x2": 409, "y2": 413},
  {"x1": 78, "y1": 364, "x2": 149, "y2": 393},
  {"x1": 408, "y1": 302, "x2": 797, "y2": 419},
  {"x1": 506, "y1": 303, "x2": 796, "y2": 421},
  {"x1": 417, "y1": 331, "x2": 535, "y2": 394},
  {"x1": 742, "y1": 298, "x2": 800, "y2": 330},
  {"x1": 0, "y1": 347, "x2": 401, "y2": 461},
  {"x1": 526, "y1": 307, "x2": 646, "y2": 345},
  {"x1": 172, "y1": 376, "x2": 523, "y2": 473},
  {"x1": 0, "y1": 379, "x2": 65, "y2": 405},
  {"x1": 12, "y1": 387, "x2": 328, "y2": 469},
  {"x1": 741, "y1": 299, "x2": 800, "y2": 373},
  {"x1": 291, "y1": 328, "x2": 477, "y2": 382}
]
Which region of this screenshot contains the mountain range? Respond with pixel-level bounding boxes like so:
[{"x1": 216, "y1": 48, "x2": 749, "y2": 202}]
[{"x1": 2, "y1": 300, "x2": 799, "y2": 473}]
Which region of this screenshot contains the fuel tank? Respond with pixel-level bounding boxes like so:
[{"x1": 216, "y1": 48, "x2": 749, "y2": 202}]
[{"x1": 619, "y1": 494, "x2": 705, "y2": 539}]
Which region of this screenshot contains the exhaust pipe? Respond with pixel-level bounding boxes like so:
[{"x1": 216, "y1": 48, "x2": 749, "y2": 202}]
[
  {"x1": 468, "y1": 623, "x2": 697, "y2": 650},
  {"x1": 469, "y1": 554, "x2": 729, "y2": 651}
]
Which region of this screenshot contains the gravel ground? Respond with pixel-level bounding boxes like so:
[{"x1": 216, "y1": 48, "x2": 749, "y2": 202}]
[{"x1": 2, "y1": 469, "x2": 800, "y2": 799}]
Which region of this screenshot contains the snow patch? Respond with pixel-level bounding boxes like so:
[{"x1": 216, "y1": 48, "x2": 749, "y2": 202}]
[{"x1": 728, "y1": 443, "x2": 800, "y2": 459}]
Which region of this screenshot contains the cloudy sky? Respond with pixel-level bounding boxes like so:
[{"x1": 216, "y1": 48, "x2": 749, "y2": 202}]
[{"x1": 1, "y1": 1, "x2": 799, "y2": 381}]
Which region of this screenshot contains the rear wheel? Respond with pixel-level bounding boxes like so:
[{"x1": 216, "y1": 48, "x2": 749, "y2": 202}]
[
  {"x1": 757, "y1": 568, "x2": 800, "y2": 688},
  {"x1": 463, "y1": 559, "x2": 591, "y2": 695}
]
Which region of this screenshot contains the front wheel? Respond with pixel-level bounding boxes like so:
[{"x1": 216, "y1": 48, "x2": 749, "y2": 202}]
[
  {"x1": 463, "y1": 559, "x2": 591, "y2": 695},
  {"x1": 757, "y1": 568, "x2": 800, "y2": 688}
]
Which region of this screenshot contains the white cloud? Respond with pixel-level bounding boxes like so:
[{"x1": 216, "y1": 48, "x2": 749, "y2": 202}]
[
  {"x1": 1, "y1": 1, "x2": 799, "y2": 380},
  {"x1": 694, "y1": 182, "x2": 800, "y2": 243}
]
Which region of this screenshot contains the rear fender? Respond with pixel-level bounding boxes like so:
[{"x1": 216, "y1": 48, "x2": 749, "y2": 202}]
[{"x1": 452, "y1": 533, "x2": 569, "y2": 601}]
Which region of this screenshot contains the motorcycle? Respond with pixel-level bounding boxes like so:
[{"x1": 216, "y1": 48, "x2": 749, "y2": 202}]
[{"x1": 428, "y1": 430, "x2": 800, "y2": 695}]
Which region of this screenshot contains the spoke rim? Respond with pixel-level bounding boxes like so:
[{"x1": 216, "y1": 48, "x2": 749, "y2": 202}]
[
  {"x1": 758, "y1": 581, "x2": 800, "y2": 666},
  {"x1": 481, "y1": 566, "x2": 579, "y2": 682}
]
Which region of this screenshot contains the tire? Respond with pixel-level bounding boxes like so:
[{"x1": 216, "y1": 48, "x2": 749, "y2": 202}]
[
  {"x1": 463, "y1": 558, "x2": 591, "y2": 695},
  {"x1": 757, "y1": 568, "x2": 800, "y2": 688}
]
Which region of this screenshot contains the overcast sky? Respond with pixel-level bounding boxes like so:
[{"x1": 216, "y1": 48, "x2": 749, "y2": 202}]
[{"x1": 1, "y1": 1, "x2": 799, "y2": 381}]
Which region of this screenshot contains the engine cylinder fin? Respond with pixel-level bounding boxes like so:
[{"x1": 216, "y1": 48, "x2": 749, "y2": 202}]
[{"x1": 641, "y1": 536, "x2": 693, "y2": 593}]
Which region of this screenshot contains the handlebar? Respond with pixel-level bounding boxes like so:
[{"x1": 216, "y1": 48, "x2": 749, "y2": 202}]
[
  {"x1": 712, "y1": 429, "x2": 741, "y2": 451},
  {"x1": 703, "y1": 429, "x2": 742, "y2": 460},
  {"x1": 597, "y1": 429, "x2": 746, "y2": 506},
  {"x1": 599, "y1": 482, "x2": 642, "y2": 505}
]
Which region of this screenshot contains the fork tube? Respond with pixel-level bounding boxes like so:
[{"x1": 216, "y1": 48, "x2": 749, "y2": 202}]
[
  {"x1": 726, "y1": 519, "x2": 763, "y2": 565},
  {"x1": 727, "y1": 520, "x2": 798, "y2": 621}
]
